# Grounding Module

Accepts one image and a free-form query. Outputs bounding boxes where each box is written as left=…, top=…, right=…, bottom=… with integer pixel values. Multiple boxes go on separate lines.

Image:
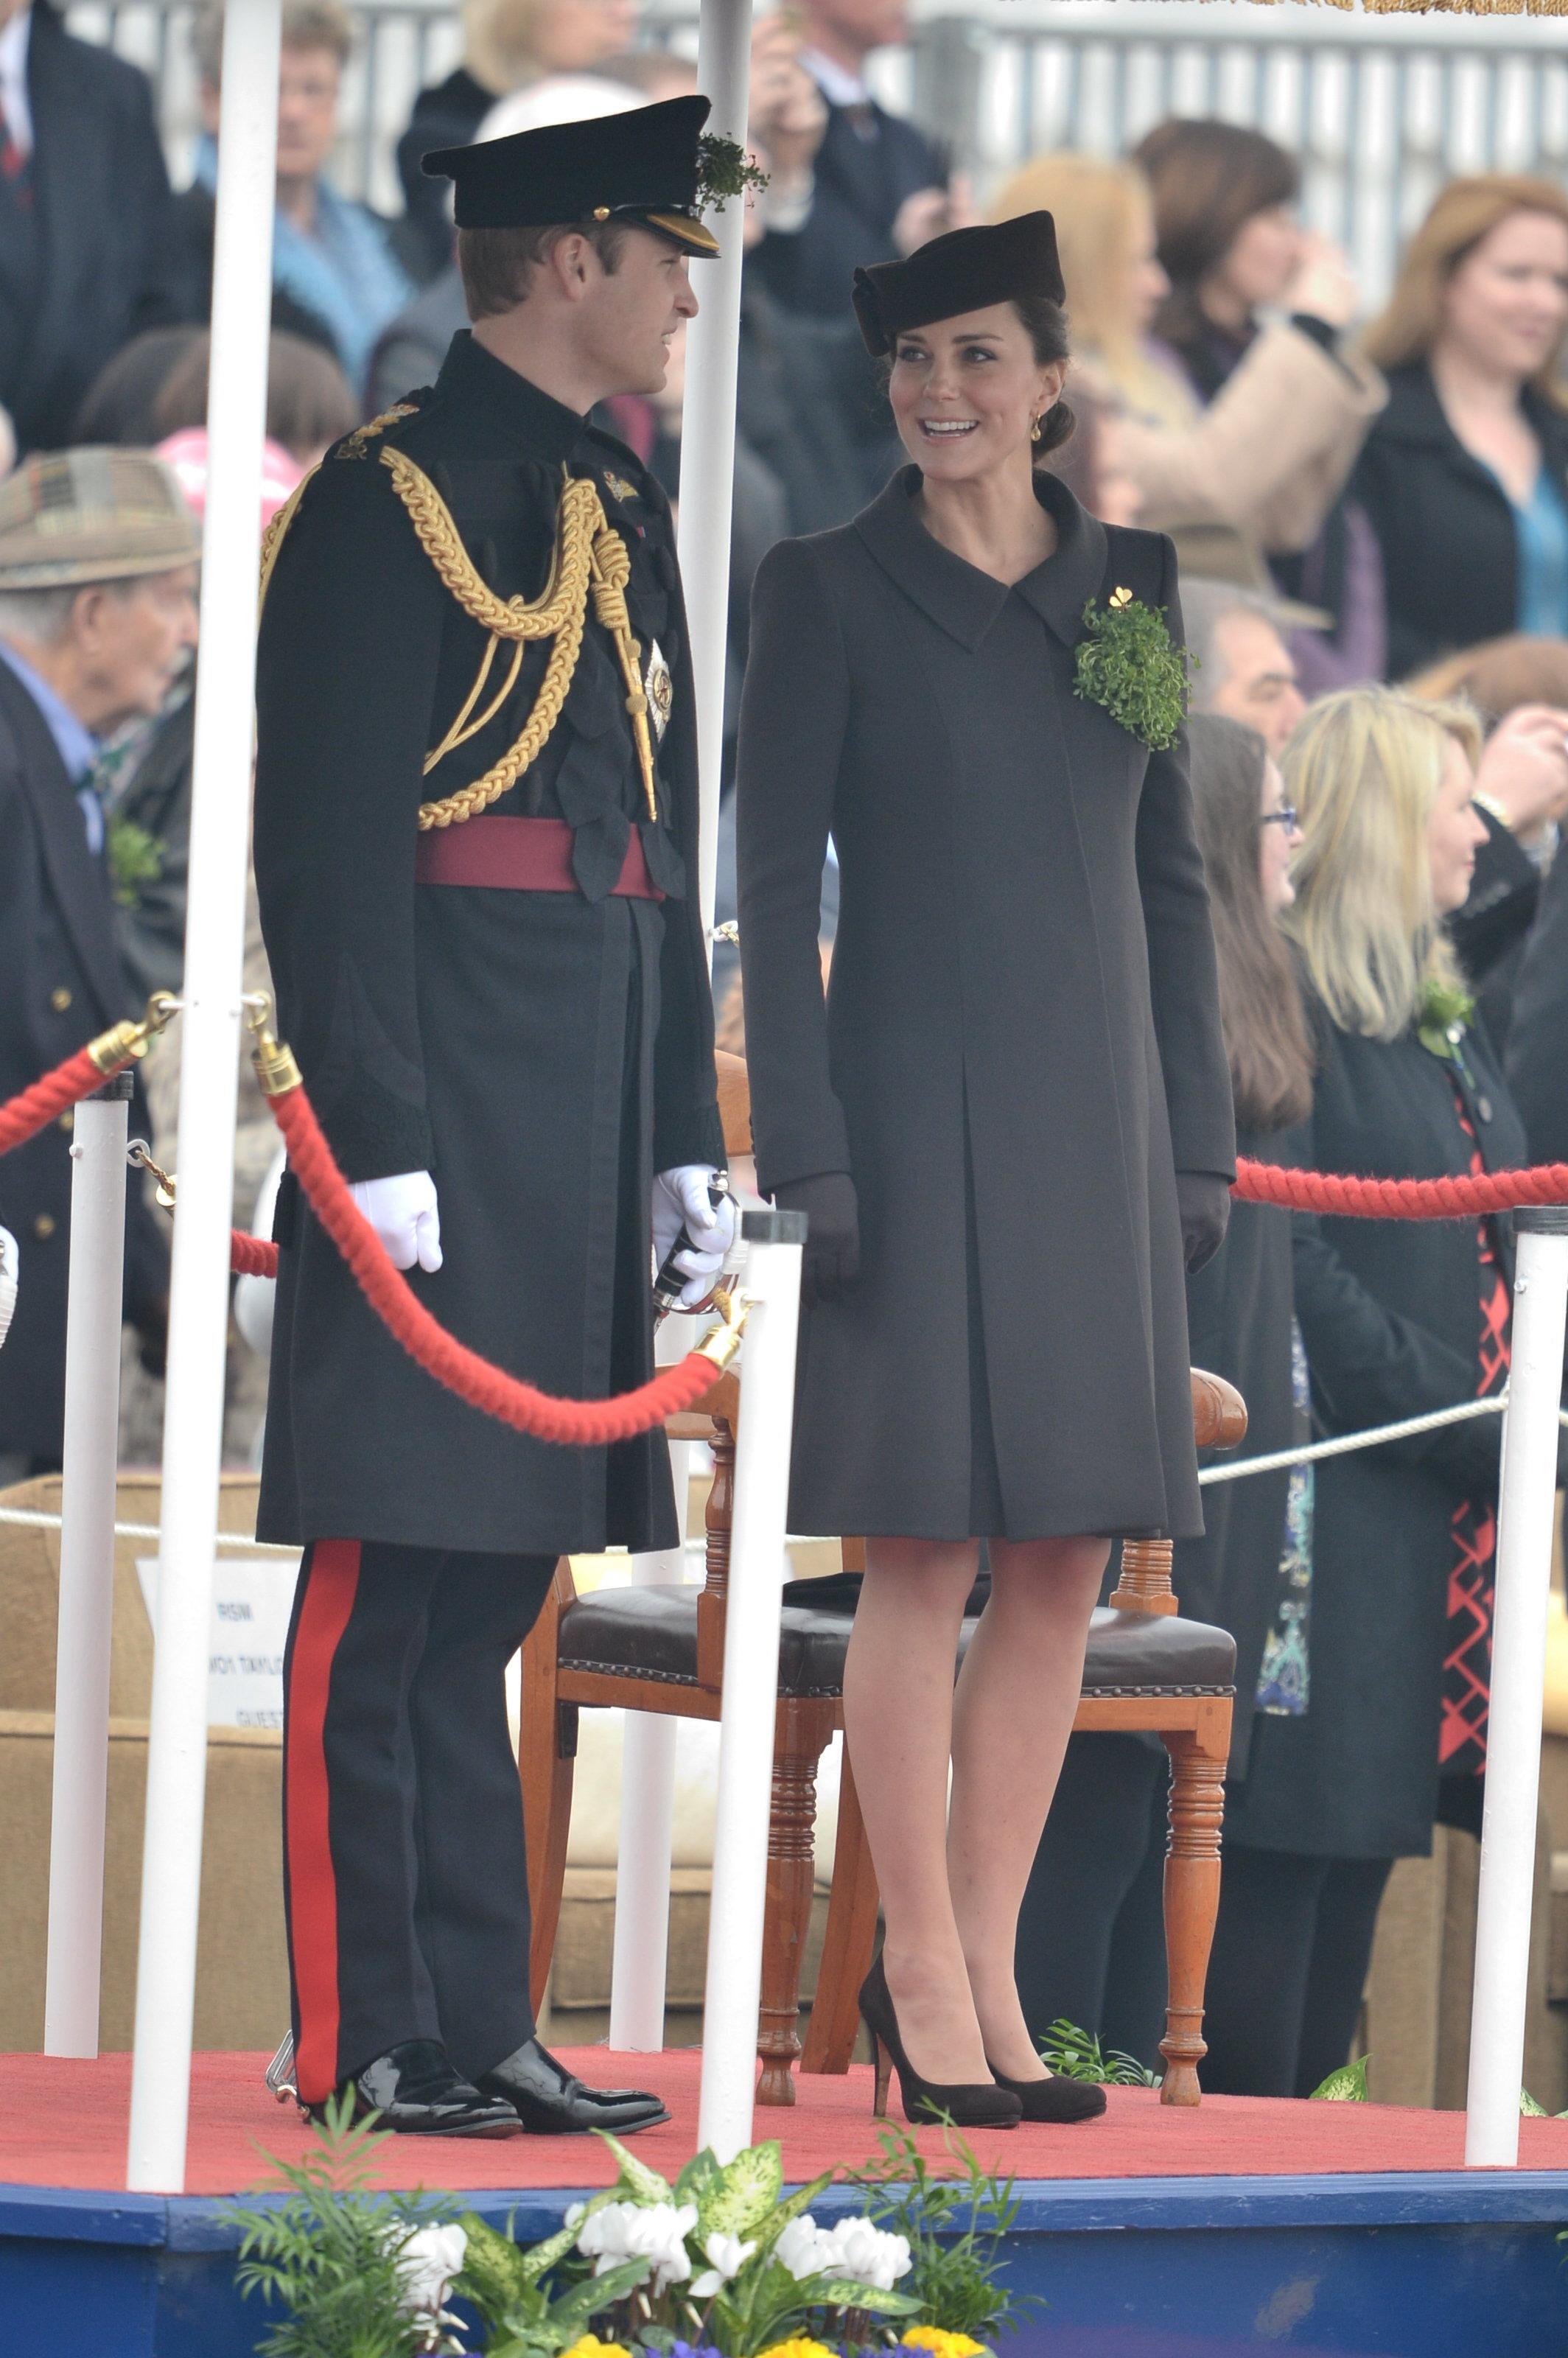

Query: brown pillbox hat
left=0, top=449, right=202, bottom=590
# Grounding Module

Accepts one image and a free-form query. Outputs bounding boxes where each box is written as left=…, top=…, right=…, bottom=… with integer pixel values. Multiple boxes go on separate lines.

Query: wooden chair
left=519, top=1057, right=1245, bottom=2107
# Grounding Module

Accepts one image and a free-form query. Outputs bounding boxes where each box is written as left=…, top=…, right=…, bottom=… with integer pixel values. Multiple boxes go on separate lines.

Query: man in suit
left=0, top=449, right=196, bottom=1482
left=253, top=97, right=734, bottom=2137
left=0, top=2, right=172, bottom=452
left=749, top=0, right=955, bottom=321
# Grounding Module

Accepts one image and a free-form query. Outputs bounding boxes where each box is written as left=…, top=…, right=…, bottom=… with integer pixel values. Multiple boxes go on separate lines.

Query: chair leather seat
left=557, top=1588, right=1236, bottom=1701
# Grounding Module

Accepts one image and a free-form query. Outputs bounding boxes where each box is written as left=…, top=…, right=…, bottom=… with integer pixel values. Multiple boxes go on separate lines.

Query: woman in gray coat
left=736, top=215, right=1235, bottom=2127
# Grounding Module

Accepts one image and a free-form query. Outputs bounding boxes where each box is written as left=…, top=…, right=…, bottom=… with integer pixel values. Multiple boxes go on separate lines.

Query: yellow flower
left=755, top=2340, right=838, bottom=2358
left=560, top=2338, right=634, bottom=2358
left=900, top=2331, right=990, bottom=2358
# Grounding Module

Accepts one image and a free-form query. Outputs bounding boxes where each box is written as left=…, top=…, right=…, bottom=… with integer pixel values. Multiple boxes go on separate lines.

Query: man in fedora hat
left=0, top=447, right=198, bottom=1481
left=253, top=96, right=737, bottom=2137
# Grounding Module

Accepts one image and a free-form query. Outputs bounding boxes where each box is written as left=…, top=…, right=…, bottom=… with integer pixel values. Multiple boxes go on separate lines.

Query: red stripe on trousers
left=285, top=1538, right=361, bottom=2102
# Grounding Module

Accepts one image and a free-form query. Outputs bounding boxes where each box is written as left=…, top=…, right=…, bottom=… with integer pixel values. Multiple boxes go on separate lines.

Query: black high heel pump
left=858, top=1955, right=1022, bottom=2129
left=984, top=2060, right=1107, bottom=2124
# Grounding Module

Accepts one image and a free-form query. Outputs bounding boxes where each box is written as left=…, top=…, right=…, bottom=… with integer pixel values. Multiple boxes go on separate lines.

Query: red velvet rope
left=0, top=1048, right=116, bottom=1157
left=230, top=1230, right=280, bottom=1278
left=1234, top=1154, right=1568, bottom=1220
left=259, top=1080, right=720, bottom=1444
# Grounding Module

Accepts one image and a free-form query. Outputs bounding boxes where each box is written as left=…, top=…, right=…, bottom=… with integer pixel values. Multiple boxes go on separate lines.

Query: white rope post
left=125, top=0, right=280, bottom=2194
left=697, top=1209, right=805, bottom=2159
left=609, top=1301, right=694, bottom=2049
left=1466, top=1206, right=1568, bottom=2168
left=676, top=0, right=754, bottom=941
left=43, top=1074, right=132, bottom=2055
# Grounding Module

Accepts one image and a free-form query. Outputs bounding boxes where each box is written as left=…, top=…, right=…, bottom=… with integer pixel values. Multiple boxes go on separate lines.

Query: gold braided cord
left=589, top=525, right=658, bottom=822
left=378, top=449, right=659, bottom=831
left=257, top=466, right=317, bottom=611
left=421, top=631, right=527, bottom=775
left=382, top=446, right=593, bottom=640
left=416, top=582, right=589, bottom=830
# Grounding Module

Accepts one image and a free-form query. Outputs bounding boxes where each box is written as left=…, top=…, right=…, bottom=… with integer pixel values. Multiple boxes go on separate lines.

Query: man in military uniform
left=253, top=97, right=735, bottom=2135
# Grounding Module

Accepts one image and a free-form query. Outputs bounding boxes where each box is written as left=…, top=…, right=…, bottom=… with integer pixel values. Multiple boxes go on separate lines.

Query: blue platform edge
left=5, top=2165, right=1568, bottom=2247
left=10, top=2172, right=1568, bottom=2358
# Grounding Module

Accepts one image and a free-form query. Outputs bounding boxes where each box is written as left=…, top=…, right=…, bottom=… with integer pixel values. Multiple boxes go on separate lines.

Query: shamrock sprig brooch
left=1417, top=977, right=1475, bottom=1061
left=1073, top=585, right=1192, bottom=752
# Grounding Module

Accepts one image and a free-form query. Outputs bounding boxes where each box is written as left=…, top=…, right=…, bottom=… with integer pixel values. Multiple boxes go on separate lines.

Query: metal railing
left=65, top=0, right=1568, bottom=299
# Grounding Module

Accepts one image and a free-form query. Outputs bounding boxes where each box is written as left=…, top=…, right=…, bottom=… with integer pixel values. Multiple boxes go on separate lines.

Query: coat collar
left=853, top=464, right=1107, bottom=651
left=429, top=329, right=593, bottom=468
left=0, top=660, right=122, bottom=1024
left=1379, top=360, right=1568, bottom=471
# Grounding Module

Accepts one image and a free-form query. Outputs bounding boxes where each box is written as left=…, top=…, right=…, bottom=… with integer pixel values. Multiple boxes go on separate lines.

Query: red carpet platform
left=7, top=2051, right=1568, bottom=2356
left=6, top=2045, right=1568, bottom=2193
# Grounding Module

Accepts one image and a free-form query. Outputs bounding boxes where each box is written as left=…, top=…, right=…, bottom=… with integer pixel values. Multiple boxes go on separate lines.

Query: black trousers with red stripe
left=281, top=1537, right=556, bottom=2102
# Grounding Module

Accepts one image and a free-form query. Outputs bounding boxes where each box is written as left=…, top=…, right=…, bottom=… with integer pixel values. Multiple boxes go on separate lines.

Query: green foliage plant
left=1309, top=2057, right=1369, bottom=2102
left=222, top=2095, right=459, bottom=2358
left=462, top=2135, right=920, bottom=2358
left=455, top=2214, right=648, bottom=2358
left=1037, top=2020, right=1158, bottom=2090
left=840, top=2124, right=1037, bottom=2344
left=1072, top=589, right=1192, bottom=752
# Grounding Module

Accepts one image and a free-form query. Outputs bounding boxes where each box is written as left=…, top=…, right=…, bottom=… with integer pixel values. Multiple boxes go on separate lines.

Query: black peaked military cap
left=424, top=93, right=720, bottom=257
left=852, top=212, right=1065, bottom=355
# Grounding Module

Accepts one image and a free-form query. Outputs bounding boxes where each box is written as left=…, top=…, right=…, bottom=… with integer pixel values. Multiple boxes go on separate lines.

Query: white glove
left=0, top=1225, right=17, bottom=1354
left=652, top=1164, right=738, bottom=1309
left=349, top=1170, right=443, bottom=1273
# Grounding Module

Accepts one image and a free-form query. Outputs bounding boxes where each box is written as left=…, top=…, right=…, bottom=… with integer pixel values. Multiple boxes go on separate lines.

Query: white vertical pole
left=1465, top=1208, right=1568, bottom=2169
left=608, top=1448, right=687, bottom=2053
left=697, top=1211, right=805, bottom=2159
left=125, top=0, right=280, bottom=2194
left=43, top=1076, right=131, bottom=2056
left=676, top=0, right=755, bottom=944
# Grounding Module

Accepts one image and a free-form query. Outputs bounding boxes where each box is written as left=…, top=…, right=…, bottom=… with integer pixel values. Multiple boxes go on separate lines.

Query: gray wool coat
left=736, top=467, right=1235, bottom=1542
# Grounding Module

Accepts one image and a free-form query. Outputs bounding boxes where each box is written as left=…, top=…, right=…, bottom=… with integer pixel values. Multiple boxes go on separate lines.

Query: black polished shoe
left=312, top=2038, right=522, bottom=2137
left=475, top=2037, right=670, bottom=2135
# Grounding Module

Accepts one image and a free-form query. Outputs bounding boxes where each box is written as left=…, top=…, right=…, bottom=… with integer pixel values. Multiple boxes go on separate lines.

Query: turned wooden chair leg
left=519, top=1560, right=578, bottom=2016
left=1159, top=1707, right=1230, bottom=2107
left=758, top=1699, right=835, bottom=2105
left=800, top=1742, right=881, bottom=2076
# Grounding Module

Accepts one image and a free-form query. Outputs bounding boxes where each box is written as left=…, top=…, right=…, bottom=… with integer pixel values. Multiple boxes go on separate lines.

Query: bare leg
left=948, top=1535, right=1110, bottom=2079
left=841, top=1537, right=989, bottom=2083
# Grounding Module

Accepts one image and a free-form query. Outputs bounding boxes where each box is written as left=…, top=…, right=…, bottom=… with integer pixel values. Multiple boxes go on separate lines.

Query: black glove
left=773, top=1172, right=861, bottom=1307
left=1176, top=1171, right=1231, bottom=1276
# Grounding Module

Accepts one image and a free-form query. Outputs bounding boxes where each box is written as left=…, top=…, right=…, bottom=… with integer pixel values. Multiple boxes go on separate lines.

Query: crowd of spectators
left=1, top=0, right=1567, bottom=2100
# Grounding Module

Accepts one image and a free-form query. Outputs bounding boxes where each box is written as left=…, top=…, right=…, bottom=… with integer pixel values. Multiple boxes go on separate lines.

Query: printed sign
left=135, top=1553, right=301, bottom=1730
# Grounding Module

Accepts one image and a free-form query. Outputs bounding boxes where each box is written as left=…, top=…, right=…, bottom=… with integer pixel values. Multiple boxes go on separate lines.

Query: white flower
left=822, top=2216, right=913, bottom=2292
left=395, top=2223, right=468, bottom=2324
left=564, top=2201, right=587, bottom=2230
left=575, top=2199, right=699, bottom=2290
left=690, top=2228, right=757, bottom=2298
left=774, top=2214, right=839, bottom=2282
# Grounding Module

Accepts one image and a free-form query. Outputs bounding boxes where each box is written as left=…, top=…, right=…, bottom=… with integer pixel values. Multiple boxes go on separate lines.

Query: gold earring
left=1031, top=414, right=1043, bottom=443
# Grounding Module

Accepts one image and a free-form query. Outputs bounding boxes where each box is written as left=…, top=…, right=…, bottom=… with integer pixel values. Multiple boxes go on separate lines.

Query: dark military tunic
left=253, top=332, right=724, bottom=1553
left=737, top=468, right=1234, bottom=1542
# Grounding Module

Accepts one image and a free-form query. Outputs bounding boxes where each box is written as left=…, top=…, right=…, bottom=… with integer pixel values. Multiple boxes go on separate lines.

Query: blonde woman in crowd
left=1204, top=688, right=1564, bottom=2098
left=993, top=150, right=1384, bottom=563
left=1356, top=176, right=1568, bottom=679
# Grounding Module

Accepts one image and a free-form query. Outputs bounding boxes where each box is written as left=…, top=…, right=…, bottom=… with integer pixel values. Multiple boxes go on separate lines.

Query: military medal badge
left=644, top=640, right=674, bottom=743
left=1073, top=584, right=1192, bottom=752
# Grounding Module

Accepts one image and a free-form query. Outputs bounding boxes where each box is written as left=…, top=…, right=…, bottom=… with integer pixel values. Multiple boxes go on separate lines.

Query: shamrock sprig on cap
left=696, top=134, right=769, bottom=211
